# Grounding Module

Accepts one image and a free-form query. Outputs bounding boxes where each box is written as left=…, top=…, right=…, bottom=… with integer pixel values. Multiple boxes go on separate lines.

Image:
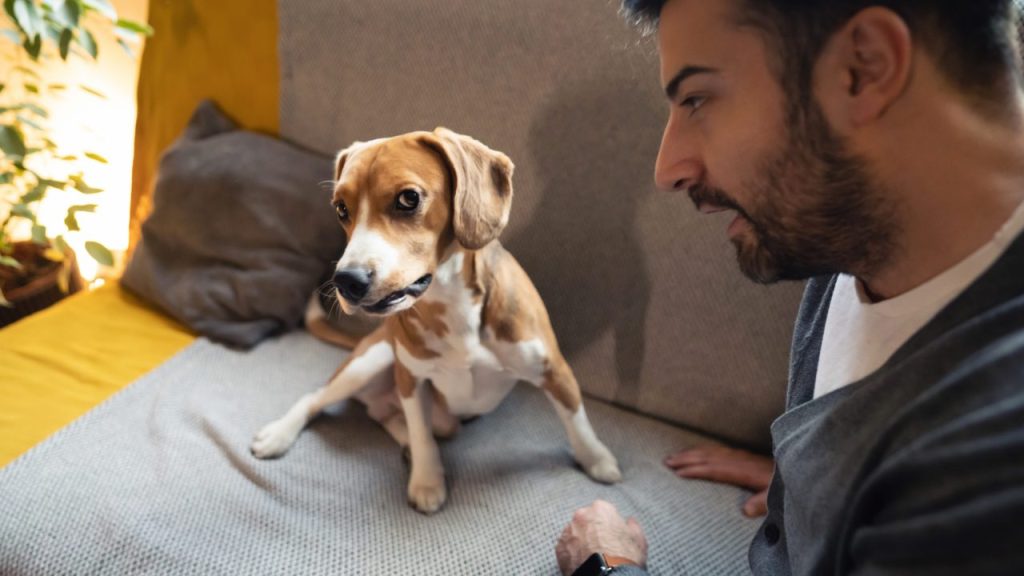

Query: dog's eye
left=335, top=201, right=349, bottom=222
left=396, top=189, right=420, bottom=212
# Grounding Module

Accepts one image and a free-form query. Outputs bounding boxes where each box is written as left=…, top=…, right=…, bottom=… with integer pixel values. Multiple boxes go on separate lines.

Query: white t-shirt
left=814, top=201, right=1024, bottom=399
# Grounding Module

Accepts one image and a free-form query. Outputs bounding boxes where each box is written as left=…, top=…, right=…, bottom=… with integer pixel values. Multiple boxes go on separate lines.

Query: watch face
left=571, top=553, right=610, bottom=576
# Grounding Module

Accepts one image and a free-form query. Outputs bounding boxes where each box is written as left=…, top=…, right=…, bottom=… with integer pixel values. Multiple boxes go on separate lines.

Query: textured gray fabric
left=750, top=232, right=1024, bottom=575
left=276, top=0, right=804, bottom=450
left=121, top=101, right=344, bottom=349
left=0, top=332, right=759, bottom=575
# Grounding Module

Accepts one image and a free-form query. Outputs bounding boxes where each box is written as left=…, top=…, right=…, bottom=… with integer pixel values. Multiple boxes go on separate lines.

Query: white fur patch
left=337, top=226, right=401, bottom=286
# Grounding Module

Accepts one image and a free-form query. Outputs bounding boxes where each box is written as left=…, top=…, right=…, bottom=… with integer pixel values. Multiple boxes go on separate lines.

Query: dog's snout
left=334, top=267, right=372, bottom=302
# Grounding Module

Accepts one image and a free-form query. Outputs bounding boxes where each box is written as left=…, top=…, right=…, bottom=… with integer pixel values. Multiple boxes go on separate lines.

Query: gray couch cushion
left=275, top=1, right=805, bottom=449
left=122, top=101, right=344, bottom=348
left=0, top=332, right=760, bottom=575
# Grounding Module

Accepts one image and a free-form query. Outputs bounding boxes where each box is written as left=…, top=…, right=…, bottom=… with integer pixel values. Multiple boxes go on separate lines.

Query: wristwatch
left=571, top=552, right=637, bottom=575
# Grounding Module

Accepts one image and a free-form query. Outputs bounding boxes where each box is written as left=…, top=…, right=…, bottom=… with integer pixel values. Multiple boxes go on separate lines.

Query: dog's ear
left=334, top=141, right=363, bottom=182
left=421, top=127, right=514, bottom=250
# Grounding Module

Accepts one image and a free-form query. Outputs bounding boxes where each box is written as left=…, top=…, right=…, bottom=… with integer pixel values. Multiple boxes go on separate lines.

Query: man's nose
left=654, top=115, right=702, bottom=193
left=333, top=267, right=373, bottom=303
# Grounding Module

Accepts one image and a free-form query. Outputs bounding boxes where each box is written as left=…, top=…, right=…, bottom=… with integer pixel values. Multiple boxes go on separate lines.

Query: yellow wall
left=128, top=0, right=279, bottom=252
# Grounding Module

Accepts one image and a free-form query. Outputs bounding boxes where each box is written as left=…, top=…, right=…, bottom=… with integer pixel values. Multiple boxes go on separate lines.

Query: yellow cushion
left=0, top=284, right=195, bottom=467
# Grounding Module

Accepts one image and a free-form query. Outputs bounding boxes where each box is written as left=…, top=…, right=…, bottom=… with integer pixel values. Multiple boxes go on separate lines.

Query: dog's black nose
left=333, top=268, right=372, bottom=302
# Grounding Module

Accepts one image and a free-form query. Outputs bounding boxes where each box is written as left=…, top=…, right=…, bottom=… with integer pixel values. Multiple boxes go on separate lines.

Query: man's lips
left=697, top=202, right=733, bottom=215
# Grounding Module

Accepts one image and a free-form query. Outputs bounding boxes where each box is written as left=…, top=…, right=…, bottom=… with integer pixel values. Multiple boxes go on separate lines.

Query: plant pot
left=0, top=242, right=85, bottom=329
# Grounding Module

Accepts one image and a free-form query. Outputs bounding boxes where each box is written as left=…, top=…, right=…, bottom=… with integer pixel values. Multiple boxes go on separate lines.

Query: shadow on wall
left=509, top=76, right=664, bottom=403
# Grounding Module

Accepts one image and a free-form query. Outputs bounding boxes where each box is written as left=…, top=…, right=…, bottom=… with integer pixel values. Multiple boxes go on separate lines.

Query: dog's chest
left=395, top=253, right=541, bottom=416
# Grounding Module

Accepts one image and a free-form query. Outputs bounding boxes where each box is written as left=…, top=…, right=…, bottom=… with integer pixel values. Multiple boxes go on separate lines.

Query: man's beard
left=690, top=100, right=900, bottom=284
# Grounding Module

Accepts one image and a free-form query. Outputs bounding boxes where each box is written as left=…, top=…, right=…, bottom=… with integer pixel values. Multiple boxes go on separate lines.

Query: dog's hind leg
left=250, top=329, right=394, bottom=459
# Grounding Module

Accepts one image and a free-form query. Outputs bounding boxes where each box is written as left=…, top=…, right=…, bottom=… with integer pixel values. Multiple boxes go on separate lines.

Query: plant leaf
left=20, top=181, right=47, bottom=203
left=0, top=171, right=12, bottom=184
left=58, top=27, right=71, bottom=59
left=13, top=65, right=39, bottom=79
left=84, top=240, right=113, bottom=266
left=78, top=27, right=97, bottom=58
left=63, top=211, right=78, bottom=231
left=22, top=102, right=48, bottom=118
left=31, top=223, right=46, bottom=244
left=53, top=235, right=69, bottom=254
left=0, top=255, right=23, bottom=270
left=37, top=177, right=65, bottom=189
left=115, top=18, right=152, bottom=36
left=24, top=82, right=39, bottom=94
left=0, top=29, right=20, bottom=45
left=22, top=32, right=41, bottom=59
left=115, top=37, right=133, bottom=58
left=80, top=0, right=115, bottom=20
left=79, top=84, right=105, bottom=99
left=47, top=83, right=65, bottom=91
left=43, top=247, right=64, bottom=261
left=0, top=124, right=27, bottom=158
left=83, top=151, right=107, bottom=163
left=16, top=113, right=43, bottom=131
left=11, top=0, right=43, bottom=38
left=11, top=203, right=34, bottom=220
left=70, top=175, right=103, bottom=194
left=50, top=0, right=79, bottom=28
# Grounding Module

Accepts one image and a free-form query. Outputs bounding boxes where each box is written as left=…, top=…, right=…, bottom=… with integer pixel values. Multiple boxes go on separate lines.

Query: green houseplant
left=0, top=0, right=151, bottom=324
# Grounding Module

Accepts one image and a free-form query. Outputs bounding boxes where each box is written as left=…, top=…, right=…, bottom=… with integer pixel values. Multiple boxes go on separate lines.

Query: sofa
left=0, top=1, right=805, bottom=574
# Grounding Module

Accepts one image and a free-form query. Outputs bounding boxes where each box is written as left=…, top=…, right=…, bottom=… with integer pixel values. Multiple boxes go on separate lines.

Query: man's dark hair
left=622, top=0, right=1023, bottom=113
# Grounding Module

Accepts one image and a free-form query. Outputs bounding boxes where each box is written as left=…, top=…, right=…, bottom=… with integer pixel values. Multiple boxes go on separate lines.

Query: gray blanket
left=0, top=332, right=758, bottom=575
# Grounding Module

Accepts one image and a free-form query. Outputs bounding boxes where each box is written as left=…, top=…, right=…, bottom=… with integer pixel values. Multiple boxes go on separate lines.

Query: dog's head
left=330, top=127, right=514, bottom=315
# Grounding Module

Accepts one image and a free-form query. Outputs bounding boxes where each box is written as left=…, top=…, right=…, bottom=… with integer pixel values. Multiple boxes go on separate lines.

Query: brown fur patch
left=390, top=314, right=441, bottom=360
left=408, top=299, right=449, bottom=339
left=394, top=357, right=417, bottom=398
left=542, top=358, right=583, bottom=413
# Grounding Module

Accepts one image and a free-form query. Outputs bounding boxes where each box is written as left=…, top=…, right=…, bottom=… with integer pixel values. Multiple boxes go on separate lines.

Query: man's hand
left=665, top=444, right=774, bottom=518
left=555, top=499, right=648, bottom=575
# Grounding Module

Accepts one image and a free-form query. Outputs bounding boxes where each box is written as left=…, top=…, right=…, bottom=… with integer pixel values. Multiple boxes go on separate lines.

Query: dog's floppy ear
left=421, top=127, right=514, bottom=250
left=334, top=141, right=362, bottom=182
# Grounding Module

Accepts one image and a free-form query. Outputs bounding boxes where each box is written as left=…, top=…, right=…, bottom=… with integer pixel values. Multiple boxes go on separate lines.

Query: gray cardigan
left=749, top=231, right=1024, bottom=575
left=616, top=230, right=1024, bottom=575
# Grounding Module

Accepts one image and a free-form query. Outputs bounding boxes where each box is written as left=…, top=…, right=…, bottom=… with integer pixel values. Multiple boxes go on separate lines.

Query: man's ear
left=818, top=6, right=912, bottom=126
left=419, top=127, right=515, bottom=250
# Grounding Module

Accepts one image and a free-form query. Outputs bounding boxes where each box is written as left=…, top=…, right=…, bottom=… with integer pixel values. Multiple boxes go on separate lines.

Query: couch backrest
left=275, top=0, right=804, bottom=450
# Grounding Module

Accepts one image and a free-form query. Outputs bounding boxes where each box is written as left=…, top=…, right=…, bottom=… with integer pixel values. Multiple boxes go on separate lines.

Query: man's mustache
left=688, top=183, right=754, bottom=222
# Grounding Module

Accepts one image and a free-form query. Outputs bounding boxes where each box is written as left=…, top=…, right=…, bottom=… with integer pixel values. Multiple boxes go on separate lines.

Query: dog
left=250, top=127, right=621, bottom=514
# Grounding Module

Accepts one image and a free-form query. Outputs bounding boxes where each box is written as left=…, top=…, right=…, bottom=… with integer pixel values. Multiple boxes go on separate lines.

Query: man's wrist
left=571, top=552, right=641, bottom=575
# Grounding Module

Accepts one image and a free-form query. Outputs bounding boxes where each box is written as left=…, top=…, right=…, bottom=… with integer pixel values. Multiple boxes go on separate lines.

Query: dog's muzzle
left=334, top=269, right=433, bottom=313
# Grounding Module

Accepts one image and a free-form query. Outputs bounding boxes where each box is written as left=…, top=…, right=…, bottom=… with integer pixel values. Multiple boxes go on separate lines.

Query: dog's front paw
left=250, top=419, right=301, bottom=459
left=407, top=478, right=447, bottom=514
left=585, top=457, right=623, bottom=484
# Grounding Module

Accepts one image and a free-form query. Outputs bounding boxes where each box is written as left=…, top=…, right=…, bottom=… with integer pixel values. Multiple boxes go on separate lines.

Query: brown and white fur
left=250, top=128, right=621, bottom=514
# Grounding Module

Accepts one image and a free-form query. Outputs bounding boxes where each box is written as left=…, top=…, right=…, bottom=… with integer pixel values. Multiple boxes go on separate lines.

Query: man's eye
left=396, top=189, right=420, bottom=212
left=335, top=202, right=349, bottom=221
left=681, top=95, right=708, bottom=115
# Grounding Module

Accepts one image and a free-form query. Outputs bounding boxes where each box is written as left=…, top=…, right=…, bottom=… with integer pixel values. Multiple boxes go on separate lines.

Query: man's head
left=624, top=0, right=1022, bottom=283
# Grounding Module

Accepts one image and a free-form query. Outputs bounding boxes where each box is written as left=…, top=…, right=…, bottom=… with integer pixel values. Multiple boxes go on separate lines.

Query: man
left=556, top=0, right=1024, bottom=574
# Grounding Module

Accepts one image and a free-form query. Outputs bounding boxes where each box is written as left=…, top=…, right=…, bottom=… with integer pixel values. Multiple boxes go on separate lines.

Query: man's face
left=654, top=0, right=897, bottom=283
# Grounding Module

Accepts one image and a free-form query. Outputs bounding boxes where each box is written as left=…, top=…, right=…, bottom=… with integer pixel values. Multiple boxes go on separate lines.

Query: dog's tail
left=303, top=292, right=379, bottom=350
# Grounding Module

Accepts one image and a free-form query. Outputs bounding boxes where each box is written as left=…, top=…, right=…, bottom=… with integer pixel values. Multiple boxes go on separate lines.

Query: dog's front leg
left=543, top=360, right=622, bottom=484
left=396, top=361, right=447, bottom=514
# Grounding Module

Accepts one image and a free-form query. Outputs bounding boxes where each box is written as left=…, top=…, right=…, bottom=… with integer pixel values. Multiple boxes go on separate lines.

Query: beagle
left=251, top=128, right=621, bottom=514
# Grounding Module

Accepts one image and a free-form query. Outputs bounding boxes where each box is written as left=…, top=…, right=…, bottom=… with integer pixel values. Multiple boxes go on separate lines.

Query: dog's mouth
left=361, top=274, right=433, bottom=314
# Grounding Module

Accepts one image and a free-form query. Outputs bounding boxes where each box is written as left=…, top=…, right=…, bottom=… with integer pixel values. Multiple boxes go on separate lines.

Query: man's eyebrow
left=664, top=66, right=719, bottom=100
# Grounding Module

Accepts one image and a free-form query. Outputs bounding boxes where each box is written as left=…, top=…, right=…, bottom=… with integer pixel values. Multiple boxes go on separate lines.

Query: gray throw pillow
left=122, top=100, right=344, bottom=348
